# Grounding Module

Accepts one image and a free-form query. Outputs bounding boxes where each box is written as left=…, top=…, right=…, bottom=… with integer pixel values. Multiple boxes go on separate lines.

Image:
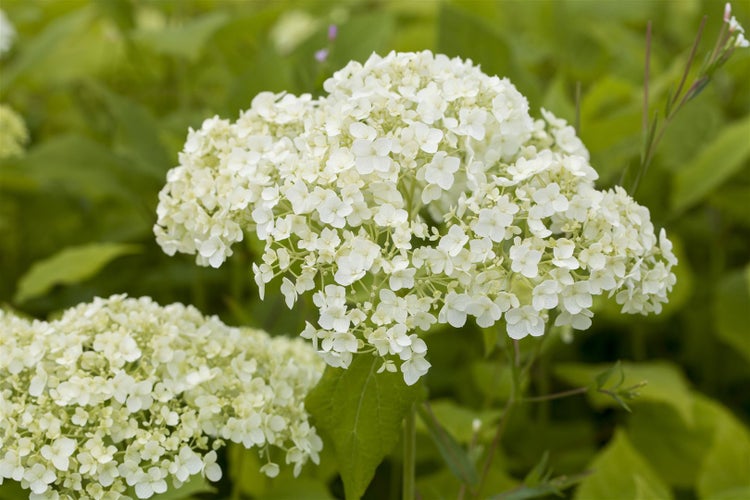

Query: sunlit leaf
left=14, top=242, right=141, bottom=303
left=713, top=264, right=750, bottom=364
left=574, top=429, right=672, bottom=500
left=697, top=397, right=750, bottom=499
left=671, top=115, right=750, bottom=213
left=554, top=361, right=693, bottom=423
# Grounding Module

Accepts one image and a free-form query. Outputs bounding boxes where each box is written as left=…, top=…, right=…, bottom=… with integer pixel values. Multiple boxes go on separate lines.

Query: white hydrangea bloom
left=0, top=295, right=324, bottom=498
left=0, top=9, right=15, bottom=57
left=154, top=50, right=677, bottom=386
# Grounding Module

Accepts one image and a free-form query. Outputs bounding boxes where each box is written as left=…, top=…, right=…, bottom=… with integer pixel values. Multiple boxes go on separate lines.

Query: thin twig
left=523, top=386, right=588, bottom=403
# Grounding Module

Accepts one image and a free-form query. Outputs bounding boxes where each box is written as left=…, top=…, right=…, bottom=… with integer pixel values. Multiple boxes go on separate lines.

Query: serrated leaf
left=135, top=11, right=230, bottom=62
left=417, top=403, right=479, bottom=487
left=574, top=429, right=672, bottom=500
left=713, top=265, right=750, bottom=364
left=14, top=243, right=140, bottom=303
left=672, top=115, right=750, bottom=213
left=554, top=361, right=693, bottom=424
left=305, top=355, right=422, bottom=500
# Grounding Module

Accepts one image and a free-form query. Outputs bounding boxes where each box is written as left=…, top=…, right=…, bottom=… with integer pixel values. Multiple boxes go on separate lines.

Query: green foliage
left=306, top=355, right=423, bottom=499
left=14, top=242, right=140, bottom=303
left=574, top=429, right=672, bottom=500
left=1, top=0, right=749, bottom=498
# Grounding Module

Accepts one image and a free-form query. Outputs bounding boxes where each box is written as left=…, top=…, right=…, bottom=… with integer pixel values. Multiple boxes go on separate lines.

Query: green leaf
left=14, top=242, right=141, bottom=303
left=697, top=397, right=750, bottom=499
left=628, top=399, right=716, bottom=488
left=671, top=115, right=750, bottom=213
left=574, top=429, right=672, bottom=500
left=417, top=403, right=479, bottom=487
left=92, top=84, right=172, bottom=178
left=149, top=474, right=215, bottom=500
left=419, top=399, right=501, bottom=444
left=15, top=134, right=151, bottom=202
left=305, top=355, right=422, bottom=500
left=0, top=7, right=94, bottom=91
left=713, top=265, right=750, bottom=363
left=135, top=11, right=231, bottom=62
left=492, top=471, right=590, bottom=500
left=554, top=361, right=693, bottom=424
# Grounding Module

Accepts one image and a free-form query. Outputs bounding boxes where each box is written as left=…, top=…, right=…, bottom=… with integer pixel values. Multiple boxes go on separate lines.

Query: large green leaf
left=554, top=361, right=693, bottom=424
left=671, top=115, right=750, bottom=213
left=697, top=397, right=750, bottom=499
left=14, top=242, right=141, bottom=303
left=713, top=264, right=750, bottom=364
left=574, top=429, right=672, bottom=500
left=305, top=355, right=422, bottom=500
left=628, top=399, right=716, bottom=488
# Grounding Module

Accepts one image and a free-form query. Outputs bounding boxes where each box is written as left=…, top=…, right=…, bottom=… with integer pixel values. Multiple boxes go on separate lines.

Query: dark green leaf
left=417, top=403, right=479, bottom=487
left=305, top=355, right=422, bottom=500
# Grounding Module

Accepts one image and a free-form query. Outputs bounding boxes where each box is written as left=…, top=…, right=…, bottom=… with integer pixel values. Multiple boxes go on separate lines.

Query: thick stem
left=403, top=403, right=416, bottom=500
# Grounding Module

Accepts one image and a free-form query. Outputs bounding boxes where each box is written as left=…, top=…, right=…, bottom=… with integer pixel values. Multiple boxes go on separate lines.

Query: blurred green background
left=1, top=0, right=749, bottom=498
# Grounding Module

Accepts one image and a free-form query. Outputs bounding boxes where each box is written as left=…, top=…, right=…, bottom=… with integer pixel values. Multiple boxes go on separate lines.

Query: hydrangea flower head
left=154, top=51, right=677, bottom=385
left=0, top=295, right=324, bottom=498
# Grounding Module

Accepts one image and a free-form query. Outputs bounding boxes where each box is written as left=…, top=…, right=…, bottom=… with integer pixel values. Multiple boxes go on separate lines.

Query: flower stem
left=403, top=403, right=416, bottom=500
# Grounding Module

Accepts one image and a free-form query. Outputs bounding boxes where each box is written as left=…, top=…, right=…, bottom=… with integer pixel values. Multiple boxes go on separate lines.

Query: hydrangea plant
left=155, top=51, right=677, bottom=386
left=0, top=295, right=324, bottom=499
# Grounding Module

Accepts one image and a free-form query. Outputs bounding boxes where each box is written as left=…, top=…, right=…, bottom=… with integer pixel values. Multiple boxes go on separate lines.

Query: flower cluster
left=0, top=295, right=324, bottom=499
left=154, top=51, right=677, bottom=385
left=0, top=9, right=15, bottom=57
left=0, top=104, right=28, bottom=159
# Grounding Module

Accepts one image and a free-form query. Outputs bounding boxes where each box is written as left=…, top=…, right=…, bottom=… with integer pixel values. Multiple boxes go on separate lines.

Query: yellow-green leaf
left=671, top=116, right=750, bottom=213
left=713, top=264, right=750, bottom=364
left=574, top=429, right=672, bottom=500
left=14, top=243, right=140, bottom=303
left=554, top=361, right=693, bottom=424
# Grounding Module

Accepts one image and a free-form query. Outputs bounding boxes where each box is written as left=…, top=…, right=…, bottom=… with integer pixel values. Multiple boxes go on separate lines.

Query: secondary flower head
left=155, top=50, right=677, bottom=386
left=0, top=295, right=324, bottom=498
left=0, top=9, right=15, bottom=57
left=0, top=104, right=28, bottom=159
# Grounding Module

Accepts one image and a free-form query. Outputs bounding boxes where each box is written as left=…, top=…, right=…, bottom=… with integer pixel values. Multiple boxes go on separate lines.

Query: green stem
left=403, top=403, right=416, bottom=500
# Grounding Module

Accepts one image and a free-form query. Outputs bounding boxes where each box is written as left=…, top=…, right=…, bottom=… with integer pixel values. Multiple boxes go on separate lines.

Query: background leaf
left=554, top=361, right=694, bottom=424
left=14, top=242, right=141, bottom=303
left=574, top=429, right=672, bottom=500
left=713, top=264, right=750, bottom=363
left=671, top=115, right=750, bottom=213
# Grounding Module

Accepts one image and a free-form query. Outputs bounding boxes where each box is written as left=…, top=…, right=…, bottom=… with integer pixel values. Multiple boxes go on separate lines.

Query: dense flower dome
left=0, top=295, right=324, bottom=499
left=154, top=50, right=677, bottom=385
